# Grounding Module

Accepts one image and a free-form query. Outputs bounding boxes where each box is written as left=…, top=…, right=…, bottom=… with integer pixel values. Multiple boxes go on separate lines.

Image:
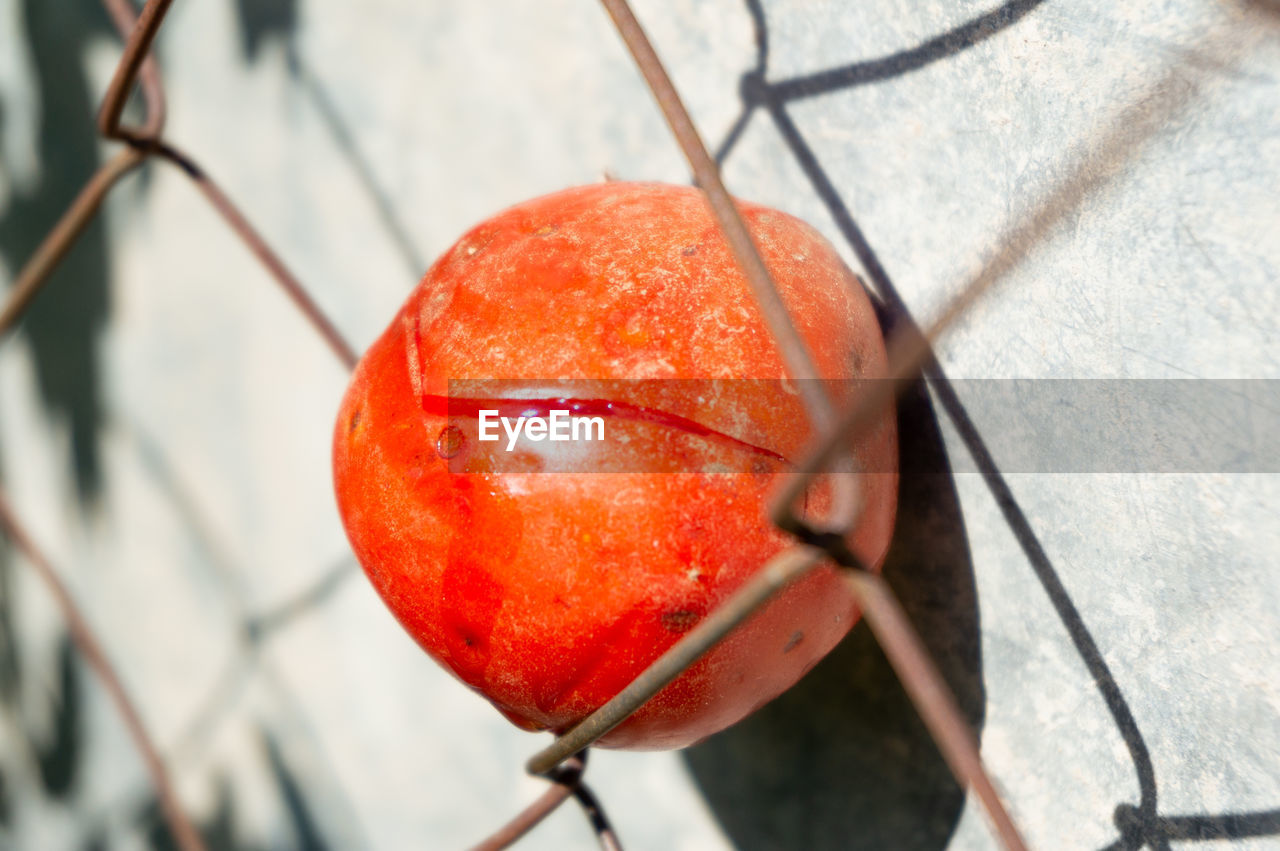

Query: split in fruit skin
left=332, top=181, right=898, bottom=750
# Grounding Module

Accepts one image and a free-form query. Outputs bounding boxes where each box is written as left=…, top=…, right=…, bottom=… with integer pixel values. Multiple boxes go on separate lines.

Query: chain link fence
left=1, top=0, right=1278, bottom=848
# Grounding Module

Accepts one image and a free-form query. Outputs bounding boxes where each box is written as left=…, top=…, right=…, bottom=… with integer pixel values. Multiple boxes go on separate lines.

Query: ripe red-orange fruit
left=333, top=182, right=897, bottom=749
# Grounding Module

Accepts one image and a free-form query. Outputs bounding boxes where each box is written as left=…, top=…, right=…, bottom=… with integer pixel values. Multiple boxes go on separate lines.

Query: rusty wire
left=98, top=0, right=171, bottom=142
left=150, top=140, right=359, bottom=369
left=527, top=545, right=826, bottom=775
left=0, top=491, right=205, bottom=851
left=768, top=29, right=1222, bottom=532
left=0, top=0, right=349, bottom=846
left=0, top=148, right=146, bottom=335
left=469, top=753, right=622, bottom=851
left=519, top=2, right=1029, bottom=848
left=844, top=570, right=1026, bottom=850
left=592, top=0, right=865, bottom=536
left=0, top=0, right=1039, bottom=849
left=0, top=0, right=357, bottom=370
left=594, top=0, right=835, bottom=431
left=469, top=776, right=576, bottom=851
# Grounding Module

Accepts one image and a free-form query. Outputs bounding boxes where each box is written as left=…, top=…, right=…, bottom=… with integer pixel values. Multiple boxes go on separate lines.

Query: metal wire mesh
left=1, top=0, right=1277, bottom=849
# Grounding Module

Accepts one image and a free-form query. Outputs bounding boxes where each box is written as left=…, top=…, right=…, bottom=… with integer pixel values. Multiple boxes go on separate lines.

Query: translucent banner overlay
left=432, top=379, right=1280, bottom=474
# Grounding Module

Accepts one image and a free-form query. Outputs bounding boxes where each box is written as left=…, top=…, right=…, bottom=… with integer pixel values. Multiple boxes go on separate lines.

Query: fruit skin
left=332, top=182, right=897, bottom=750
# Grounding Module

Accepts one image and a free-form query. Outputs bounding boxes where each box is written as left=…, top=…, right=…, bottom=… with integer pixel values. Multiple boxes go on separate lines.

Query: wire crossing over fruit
left=332, top=182, right=898, bottom=750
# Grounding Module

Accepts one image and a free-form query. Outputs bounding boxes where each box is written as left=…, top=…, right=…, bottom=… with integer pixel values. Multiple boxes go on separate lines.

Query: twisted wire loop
left=98, top=0, right=172, bottom=143
left=0, top=0, right=356, bottom=369
left=471, top=753, right=623, bottom=851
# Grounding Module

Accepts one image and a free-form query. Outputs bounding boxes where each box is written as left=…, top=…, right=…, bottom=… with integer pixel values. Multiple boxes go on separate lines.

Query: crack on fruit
left=421, top=394, right=794, bottom=467
left=348, top=408, right=362, bottom=434
left=783, top=630, right=805, bottom=653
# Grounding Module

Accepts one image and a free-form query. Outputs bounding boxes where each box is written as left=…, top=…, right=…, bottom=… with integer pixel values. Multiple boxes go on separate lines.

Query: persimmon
left=332, top=182, right=897, bottom=750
